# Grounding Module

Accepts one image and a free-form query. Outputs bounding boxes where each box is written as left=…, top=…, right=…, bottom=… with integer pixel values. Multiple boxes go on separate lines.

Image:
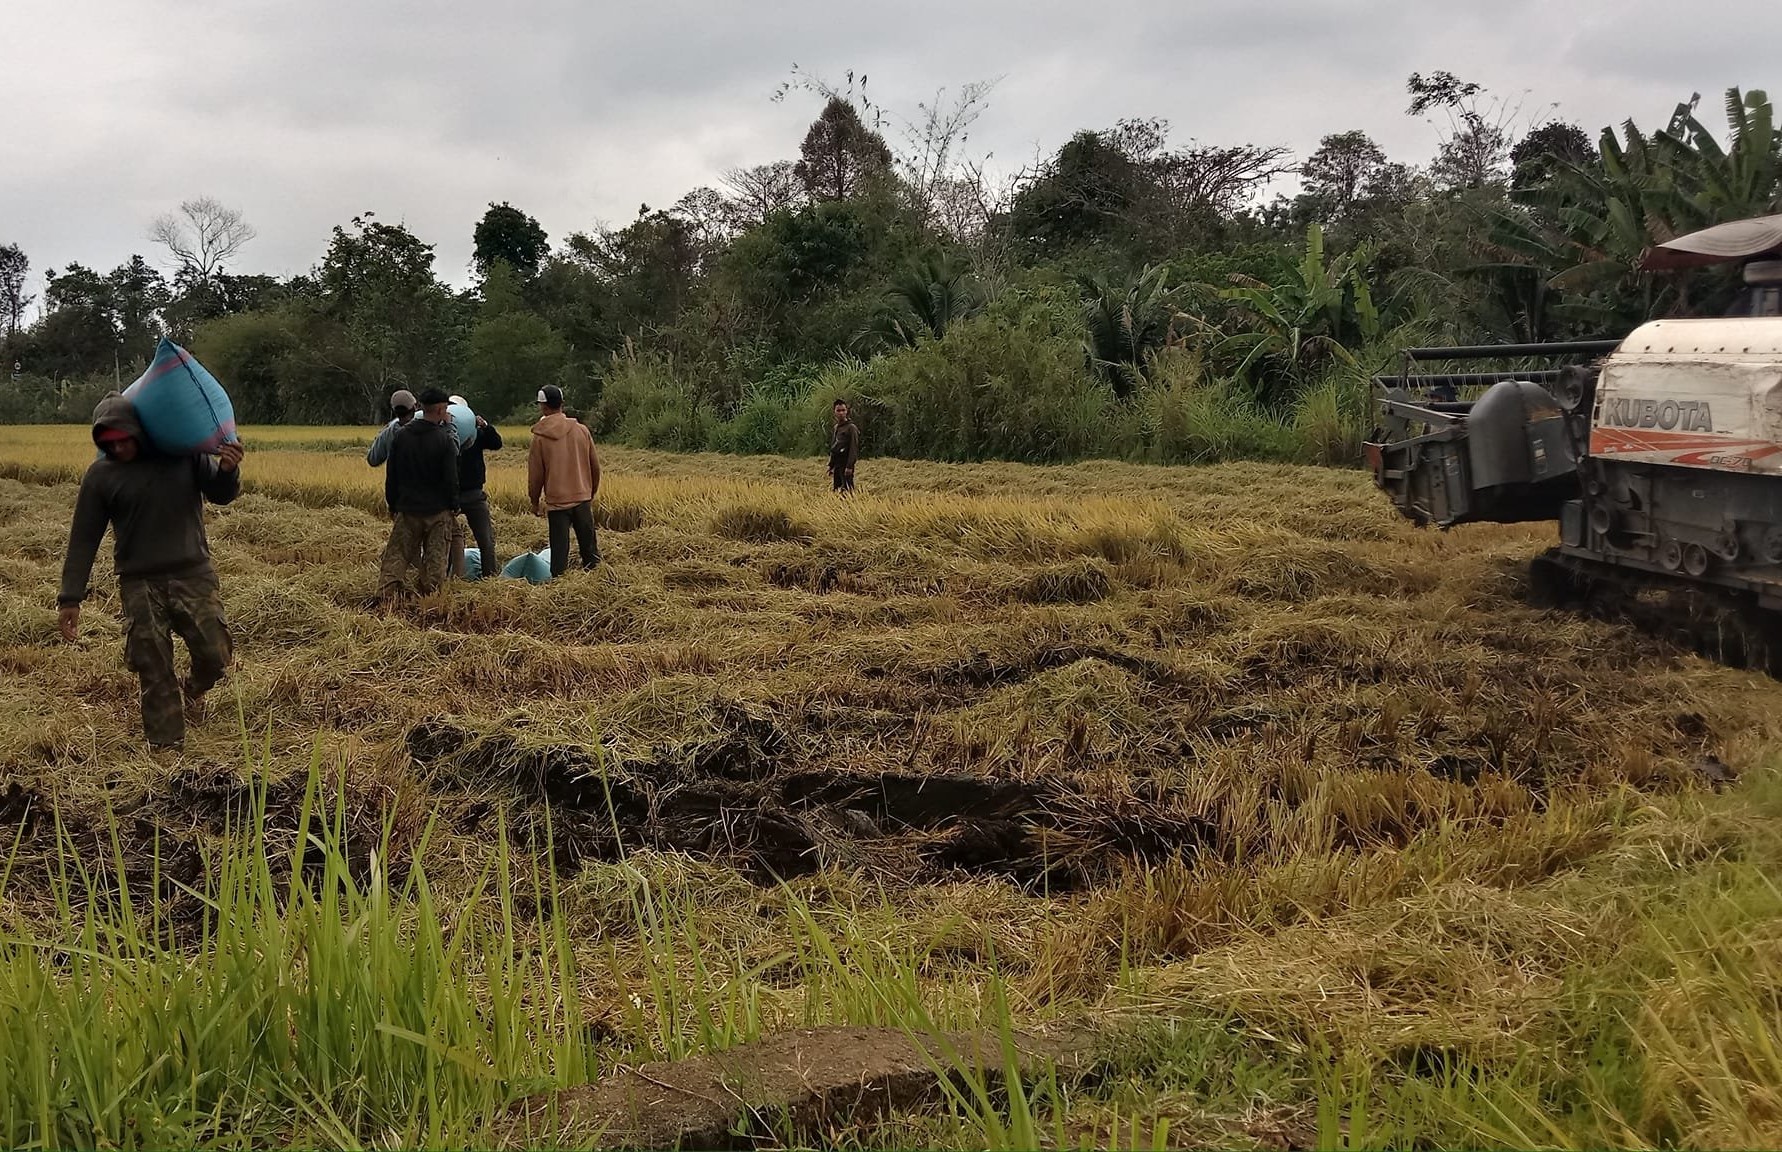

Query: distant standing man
left=829, top=399, right=860, bottom=494
left=58, top=393, right=245, bottom=755
left=379, top=388, right=460, bottom=602
left=366, top=389, right=419, bottom=467
left=527, top=385, right=601, bottom=576
left=451, top=394, right=502, bottom=577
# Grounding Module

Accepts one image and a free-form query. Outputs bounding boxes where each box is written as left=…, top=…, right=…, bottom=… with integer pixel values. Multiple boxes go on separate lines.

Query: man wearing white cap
left=366, top=389, right=418, bottom=468
left=527, top=385, right=600, bottom=576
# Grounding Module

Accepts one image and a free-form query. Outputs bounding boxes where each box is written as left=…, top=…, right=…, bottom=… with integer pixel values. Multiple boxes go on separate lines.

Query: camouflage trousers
left=378, top=510, right=454, bottom=598
left=120, top=571, right=233, bottom=750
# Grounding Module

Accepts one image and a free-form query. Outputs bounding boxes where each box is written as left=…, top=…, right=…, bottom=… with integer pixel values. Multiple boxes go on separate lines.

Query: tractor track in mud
left=404, top=717, right=1222, bottom=890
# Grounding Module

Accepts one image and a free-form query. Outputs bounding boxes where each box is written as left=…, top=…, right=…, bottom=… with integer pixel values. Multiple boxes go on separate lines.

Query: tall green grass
left=0, top=749, right=592, bottom=1148
left=1, top=736, right=1777, bottom=1148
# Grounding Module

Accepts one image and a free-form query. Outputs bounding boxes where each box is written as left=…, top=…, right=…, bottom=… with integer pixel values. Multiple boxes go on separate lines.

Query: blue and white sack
left=448, top=402, right=477, bottom=453
left=124, top=338, right=238, bottom=454
left=502, top=549, right=552, bottom=584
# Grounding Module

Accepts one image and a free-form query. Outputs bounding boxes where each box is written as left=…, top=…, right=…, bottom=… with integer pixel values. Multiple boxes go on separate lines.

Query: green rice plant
left=1142, top=352, right=1303, bottom=464
left=1626, top=864, right=1782, bottom=1147
left=0, top=745, right=595, bottom=1148
left=605, top=864, right=779, bottom=1060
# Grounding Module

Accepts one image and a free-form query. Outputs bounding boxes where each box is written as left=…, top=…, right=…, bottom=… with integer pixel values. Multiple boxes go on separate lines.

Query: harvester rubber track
left=1529, top=548, right=1782, bottom=675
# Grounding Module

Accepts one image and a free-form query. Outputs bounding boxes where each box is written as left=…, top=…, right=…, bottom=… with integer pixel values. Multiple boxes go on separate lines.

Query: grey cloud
left=3, top=0, right=1777, bottom=298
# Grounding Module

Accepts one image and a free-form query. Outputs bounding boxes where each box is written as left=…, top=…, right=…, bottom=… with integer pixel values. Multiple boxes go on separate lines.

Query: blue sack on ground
left=502, top=549, right=552, bottom=585
left=124, top=338, right=237, bottom=454
left=448, top=402, right=477, bottom=453
left=463, top=547, right=483, bottom=581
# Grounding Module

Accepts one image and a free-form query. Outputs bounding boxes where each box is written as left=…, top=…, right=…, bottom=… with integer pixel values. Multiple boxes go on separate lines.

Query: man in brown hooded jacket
left=59, top=393, right=244, bottom=753
left=527, top=385, right=601, bottom=576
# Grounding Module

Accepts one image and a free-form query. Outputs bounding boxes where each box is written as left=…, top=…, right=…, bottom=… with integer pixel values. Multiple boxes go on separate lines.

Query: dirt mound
left=510, top=1025, right=1095, bottom=1149
left=0, top=782, right=207, bottom=919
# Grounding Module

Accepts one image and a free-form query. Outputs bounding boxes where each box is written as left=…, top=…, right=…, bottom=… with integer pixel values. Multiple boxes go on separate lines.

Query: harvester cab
left=1363, top=212, right=1782, bottom=670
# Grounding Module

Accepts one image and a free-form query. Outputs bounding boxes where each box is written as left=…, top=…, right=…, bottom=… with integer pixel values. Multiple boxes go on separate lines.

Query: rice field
left=0, top=423, right=1778, bottom=1148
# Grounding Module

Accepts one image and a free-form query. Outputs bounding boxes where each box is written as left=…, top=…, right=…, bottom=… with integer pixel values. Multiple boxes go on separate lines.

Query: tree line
left=3, top=73, right=1777, bottom=466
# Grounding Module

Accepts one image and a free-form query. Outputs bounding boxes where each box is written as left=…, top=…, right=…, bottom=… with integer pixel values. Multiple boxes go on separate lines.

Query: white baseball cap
left=448, top=394, right=466, bottom=407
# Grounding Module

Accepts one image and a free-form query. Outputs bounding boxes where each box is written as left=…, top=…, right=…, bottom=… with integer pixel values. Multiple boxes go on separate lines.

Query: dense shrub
left=1292, top=373, right=1372, bottom=467
left=464, top=312, right=569, bottom=421
left=580, top=356, right=710, bottom=451
left=189, top=311, right=299, bottom=424
left=843, top=311, right=1122, bottom=463
left=0, top=373, right=121, bottom=425
left=503, top=310, right=1374, bottom=470
left=1141, top=351, right=1304, bottom=464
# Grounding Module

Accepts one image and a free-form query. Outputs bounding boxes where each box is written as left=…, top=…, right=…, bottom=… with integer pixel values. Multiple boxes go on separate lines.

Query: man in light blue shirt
left=367, top=389, right=419, bottom=468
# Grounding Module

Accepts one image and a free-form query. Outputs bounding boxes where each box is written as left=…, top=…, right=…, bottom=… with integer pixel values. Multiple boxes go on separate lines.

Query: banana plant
left=1486, top=88, right=1779, bottom=332
left=1208, top=224, right=1380, bottom=406
left=1654, top=88, right=1780, bottom=226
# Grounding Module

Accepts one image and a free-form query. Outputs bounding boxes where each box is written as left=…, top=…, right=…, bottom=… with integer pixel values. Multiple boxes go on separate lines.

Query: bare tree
left=773, top=67, right=1004, bottom=237
left=719, top=161, right=803, bottom=229
left=671, top=186, right=736, bottom=247
left=1406, top=71, right=1556, bottom=190
left=1151, top=141, right=1296, bottom=216
left=1104, top=118, right=1294, bottom=217
left=933, top=154, right=1038, bottom=293
left=890, top=81, right=999, bottom=235
left=150, top=197, right=257, bottom=283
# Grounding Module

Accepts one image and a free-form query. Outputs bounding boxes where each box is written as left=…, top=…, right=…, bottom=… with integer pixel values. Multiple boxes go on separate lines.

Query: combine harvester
left=1366, top=213, right=1782, bottom=670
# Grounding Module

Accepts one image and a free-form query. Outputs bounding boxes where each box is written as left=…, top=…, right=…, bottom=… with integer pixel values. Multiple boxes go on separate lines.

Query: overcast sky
left=4, top=0, right=1777, bottom=304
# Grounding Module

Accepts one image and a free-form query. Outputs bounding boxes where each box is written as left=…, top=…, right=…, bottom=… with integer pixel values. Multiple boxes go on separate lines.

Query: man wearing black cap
left=366, top=388, right=419, bottom=467
left=378, top=388, right=460, bottom=601
left=527, top=384, right=600, bottom=576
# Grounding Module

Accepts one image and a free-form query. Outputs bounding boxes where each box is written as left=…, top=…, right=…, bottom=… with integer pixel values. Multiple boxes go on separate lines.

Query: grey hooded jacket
left=58, top=393, right=241, bottom=605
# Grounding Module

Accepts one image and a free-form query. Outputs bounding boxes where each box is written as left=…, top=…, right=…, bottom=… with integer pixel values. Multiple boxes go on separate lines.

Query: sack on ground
left=463, top=547, right=483, bottom=581
left=124, top=338, right=237, bottom=454
left=502, top=549, right=552, bottom=584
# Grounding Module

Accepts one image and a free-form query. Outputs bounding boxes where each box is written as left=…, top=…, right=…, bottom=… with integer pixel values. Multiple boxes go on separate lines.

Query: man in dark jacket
left=448, top=393, right=501, bottom=578
left=58, top=393, right=244, bottom=754
left=828, top=399, right=860, bottom=494
left=379, top=387, right=460, bottom=601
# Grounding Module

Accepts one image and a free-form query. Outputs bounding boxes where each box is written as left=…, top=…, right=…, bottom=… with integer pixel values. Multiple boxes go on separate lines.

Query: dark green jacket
left=829, top=420, right=860, bottom=471
left=59, top=393, right=241, bottom=605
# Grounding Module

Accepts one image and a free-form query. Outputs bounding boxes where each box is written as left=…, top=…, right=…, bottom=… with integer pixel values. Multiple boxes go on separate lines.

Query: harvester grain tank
left=1365, top=214, right=1782, bottom=668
